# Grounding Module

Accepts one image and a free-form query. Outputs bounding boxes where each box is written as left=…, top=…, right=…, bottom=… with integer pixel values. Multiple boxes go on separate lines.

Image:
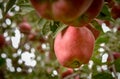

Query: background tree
left=0, top=0, right=120, bottom=79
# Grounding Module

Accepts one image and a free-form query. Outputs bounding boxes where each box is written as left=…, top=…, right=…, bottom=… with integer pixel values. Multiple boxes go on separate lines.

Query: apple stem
left=102, top=46, right=118, bottom=79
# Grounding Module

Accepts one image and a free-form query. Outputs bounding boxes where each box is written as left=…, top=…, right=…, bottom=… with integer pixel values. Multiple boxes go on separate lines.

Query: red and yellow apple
left=54, top=26, right=95, bottom=68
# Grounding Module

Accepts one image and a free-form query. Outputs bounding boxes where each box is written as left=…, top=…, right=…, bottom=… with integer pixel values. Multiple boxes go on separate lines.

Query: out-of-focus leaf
left=4, top=0, right=17, bottom=16
left=95, top=33, right=109, bottom=44
left=92, top=72, right=113, bottom=79
left=114, top=58, right=120, bottom=72
left=97, top=5, right=113, bottom=21
left=0, top=58, right=5, bottom=66
left=0, top=2, right=4, bottom=12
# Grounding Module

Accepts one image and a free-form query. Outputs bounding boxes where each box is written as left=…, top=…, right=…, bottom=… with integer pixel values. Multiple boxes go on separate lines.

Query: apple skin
left=28, top=32, right=37, bottom=41
left=62, top=0, right=104, bottom=27
left=18, top=21, right=32, bottom=34
left=30, top=0, right=93, bottom=21
left=52, top=0, right=93, bottom=22
left=61, top=68, right=73, bottom=78
left=54, top=26, right=95, bottom=68
left=85, top=24, right=100, bottom=40
left=107, top=52, right=120, bottom=61
left=0, top=34, right=5, bottom=48
left=111, top=3, right=120, bottom=19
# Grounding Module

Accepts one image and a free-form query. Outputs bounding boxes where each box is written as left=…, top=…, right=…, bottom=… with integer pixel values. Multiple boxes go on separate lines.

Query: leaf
left=92, top=72, right=113, bottom=79
left=114, top=58, right=120, bottom=72
left=95, top=33, right=109, bottom=44
left=97, top=5, right=113, bottom=21
left=0, top=58, right=5, bottom=66
left=4, top=0, right=16, bottom=16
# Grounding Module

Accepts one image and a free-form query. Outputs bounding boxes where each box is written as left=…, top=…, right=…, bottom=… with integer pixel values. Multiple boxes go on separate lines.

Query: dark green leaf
left=97, top=5, right=113, bottom=21
left=4, top=0, right=17, bottom=16
left=114, top=58, right=120, bottom=72
left=93, top=72, right=113, bottom=79
left=96, top=33, right=109, bottom=44
left=0, top=58, right=5, bottom=66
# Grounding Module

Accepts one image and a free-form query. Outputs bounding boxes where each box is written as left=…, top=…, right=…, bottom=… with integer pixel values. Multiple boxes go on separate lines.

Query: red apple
left=30, top=0, right=93, bottom=22
left=107, top=52, right=120, bottom=62
left=52, top=0, right=93, bottom=22
left=0, top=34, right=5, bottom=48
left=111, top=3, right=120, bottom=19
left=62, top=68, right=73, bottom=78
left=54, top=26, right=95, bottom=68
left=18, top=21, right=32, bottom=34
left=63, top=0, right=104, bottom=27
left=28, top=32, right=38, bottom=41
left=85, top=24, right=100, bottom=40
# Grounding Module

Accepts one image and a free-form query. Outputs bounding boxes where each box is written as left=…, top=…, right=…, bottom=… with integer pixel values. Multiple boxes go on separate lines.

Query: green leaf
left=4, top=0, right=17, bottom=16
left=0, top=58, right=5, bottom=66
left=97, top=5, right=113, bottom=21
left=114, top=58, right=120, bottom=72
left=95, top=33, right=109, bottom=44
left=93, top=72, right=113, bottom=79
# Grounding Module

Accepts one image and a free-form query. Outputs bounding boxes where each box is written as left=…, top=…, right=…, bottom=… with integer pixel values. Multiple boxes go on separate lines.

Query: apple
left=111, top=3, right=120, bottom=19
left=0, top=34, right=5, bottom=48
left=107, top=52, right=120, bottom=62
left=85, top=24, right=100, bottom=40
left=61, top=68, right=73, bottom=78
left=54, top=26, right=95, bottom=68
left=118, top=26, right=120, bottom=31
left=28, top=32, right=38, bottom=41
left=30, top=0, right=93, bottom=22
left=62, top=0, right=104, bottom=27
left=52, top=0, right=93, bottom=22
left=18, top=21, right=32, bottom=34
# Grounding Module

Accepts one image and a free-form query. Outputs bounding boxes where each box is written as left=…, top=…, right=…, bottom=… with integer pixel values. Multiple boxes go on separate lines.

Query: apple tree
left=0, top=0, right=120, bottom=79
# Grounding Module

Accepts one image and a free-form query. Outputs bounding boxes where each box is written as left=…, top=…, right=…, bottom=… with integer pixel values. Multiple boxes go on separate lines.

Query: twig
left=101, top=46, right=118, bottom=79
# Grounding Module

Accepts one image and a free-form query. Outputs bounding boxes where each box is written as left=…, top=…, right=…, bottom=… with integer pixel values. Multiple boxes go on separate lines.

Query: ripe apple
left=111, top=3, right=120, bottom=19
left=63, top=0, right=104, bottom=27
left=0, top=34, right=5, bottom=48
left=54, top=26, right=95, bottom=68
left=107, top=52, right=120, bottom=62
left=61, top=68, right=73, bottom=78
left=18, top=21, right=32, bottom=34
left=28, top=32, right=38, bottom=41
left=52, top=0, right=93, bottom=22
left=30, top=0, right=93, bottom=22
left=85, top=24, right=100, bottom=40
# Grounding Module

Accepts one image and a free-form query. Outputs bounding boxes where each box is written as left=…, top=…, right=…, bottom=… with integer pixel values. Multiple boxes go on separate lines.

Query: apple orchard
left=0, top=0, right=120, bottom=79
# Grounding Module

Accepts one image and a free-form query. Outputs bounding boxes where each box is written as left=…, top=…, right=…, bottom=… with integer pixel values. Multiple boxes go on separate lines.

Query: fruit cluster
left=30, top=0, right=104, bottom=68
